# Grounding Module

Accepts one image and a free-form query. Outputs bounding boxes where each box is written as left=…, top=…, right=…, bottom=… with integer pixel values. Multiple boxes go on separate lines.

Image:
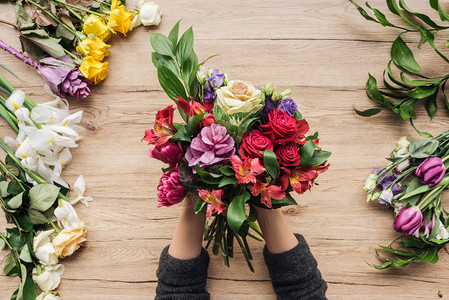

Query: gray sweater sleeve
left=263, top=233, right=328, bottom=299
left=155, top=246, right=210, bottom=299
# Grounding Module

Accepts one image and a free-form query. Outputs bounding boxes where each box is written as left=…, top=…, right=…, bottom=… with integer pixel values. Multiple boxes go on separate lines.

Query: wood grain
left=1, top=0, right=449, bottom=299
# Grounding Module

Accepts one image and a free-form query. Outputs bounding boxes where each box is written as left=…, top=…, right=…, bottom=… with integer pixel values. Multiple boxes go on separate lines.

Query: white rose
left=216, top=80, right=263, bottom=115
left=33, top=230, right=59, bottom=266
left=130, top=1, right=162, bottom=30
left=36, top=292, right=62, bottom=300
left=32, top=264, right=65, bottom=292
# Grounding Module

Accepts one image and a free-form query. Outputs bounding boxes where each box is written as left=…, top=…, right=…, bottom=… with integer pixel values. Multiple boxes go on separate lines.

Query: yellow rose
left=76, top=36, right=111, bottom=61
left=79, top=57, right=108, bottom=85
left=216, top=80, right=263, bottom=115
left=108, top=0, right=134, bottom=35
left=83, top=15, right=111, bottom=42
left=52, top=225, right=87, bottom=258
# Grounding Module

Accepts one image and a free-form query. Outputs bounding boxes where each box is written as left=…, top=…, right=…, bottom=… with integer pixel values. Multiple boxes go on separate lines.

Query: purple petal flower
left=393, top=206, right=423, bottom=236
left=207, top=69, right=225, bottom=89
left=185, top=124, right=235, bottom=170
left=39, top=56, right=91, bottom=100
left=203, top=86, right=215, bottom=103
left=262, top=97, right=275, bottom=123
left=277, top=98, right=298, bottom=117
left=415, top=157, right=446, bottom=187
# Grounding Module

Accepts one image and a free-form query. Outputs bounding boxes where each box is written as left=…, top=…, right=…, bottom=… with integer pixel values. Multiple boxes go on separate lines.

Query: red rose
left=260, top=109, right=308, bottom=145
left=239, top=130, right=273, bottom=159
left=275, top=143, right=301, bottom=167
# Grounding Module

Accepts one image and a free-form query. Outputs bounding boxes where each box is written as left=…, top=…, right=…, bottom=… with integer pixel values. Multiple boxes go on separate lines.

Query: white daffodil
left=54, top=199, right=81, bottom=229
left=36, top=292, right=61, bottom=300
left=32, top=264, right=65, bottom=292
left=5, top=90, right=25, bottom=111
left=71, top=175, right=94, bottom=207
left=130, top=0, right=162, bottom=30
left=33, top=229, right=59, bottom=266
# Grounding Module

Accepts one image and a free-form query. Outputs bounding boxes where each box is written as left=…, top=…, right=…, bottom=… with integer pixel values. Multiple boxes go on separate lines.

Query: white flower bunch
left=4, top=90, right=83, bottom=187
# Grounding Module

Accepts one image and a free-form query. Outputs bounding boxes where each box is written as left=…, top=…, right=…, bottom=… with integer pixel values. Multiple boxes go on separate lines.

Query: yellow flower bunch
left=109, top=0, right=134, bottom=35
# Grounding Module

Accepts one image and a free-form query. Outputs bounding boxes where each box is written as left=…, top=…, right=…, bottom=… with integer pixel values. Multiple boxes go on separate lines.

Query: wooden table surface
left=1, top=0, right=449, bottom=299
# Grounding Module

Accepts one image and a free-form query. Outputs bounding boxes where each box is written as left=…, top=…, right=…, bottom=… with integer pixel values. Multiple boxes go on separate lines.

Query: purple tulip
left=185, top=123, right=235, bottom=169
left=207, top=69, right=225, bottom=89
left=415, top=157, right=446, bottom=187
left=277, top=98, right=298, bottom=117
left=157, top=167, right=187, bottom=207
left=393, top=206, right=423, bottom=236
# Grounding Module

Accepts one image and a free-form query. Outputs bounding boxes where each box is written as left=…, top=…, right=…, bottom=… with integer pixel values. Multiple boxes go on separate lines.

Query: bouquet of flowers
left=0, top=0, right=162, bottom=97
left=364, top=131, right=449, bottom=269
left=350, top=0, right=449, bottom=137
left=144, top=22, right=331, bottom=270
left=0, top=70, right=92, bottom=299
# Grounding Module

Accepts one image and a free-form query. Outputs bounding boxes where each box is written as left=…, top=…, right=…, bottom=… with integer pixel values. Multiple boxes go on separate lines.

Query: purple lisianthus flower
left=39, top=56, right=91, bottom=100
left=277, top=98, right=298, bottom=117
left=203, top=86, right=215, bottom=103
left=262, top=97, right=275, bottom=123
left=207, top=69, right=225, bottom=89
left=185, top=124, right=235, bottom=170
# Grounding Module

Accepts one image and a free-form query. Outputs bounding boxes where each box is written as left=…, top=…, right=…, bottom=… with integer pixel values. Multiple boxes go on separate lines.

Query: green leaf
left=366, top=74, right=393, bottom=108
left=293, top=110, right=303, bottom=120
left=299, top=140, right=315, bottom=166
left=157, top=66, right=188, bottom=101
left=14, top=2, right=35, bottom=30
left=16, top=213, right=33, bottom=233
left=19, top=33, right=65, bottom=58
left=391, top=37, right=422, bottom=74
left=168, top=20, right=181, bottom=47
left=219, top=165, right=234, bottom=176
left=0, top=238, right=5, bottom=251
left=310, top=150, right=332, bottom=167
left=406, top=86, right=438, bottom=99
left=194, top=198, right=206, bottom=214
left=430, top=0, right=449, bottom=22
left=195, top=164, right=221, bottom=185
left=2, top=252, right=18, bottom=276
left=409, top=139, right=439, bottom=158
left=20, top=275, right=37, bottom=300
left=349, top=0, right=378, bottom=23
left=171, top=126, right=191, bottom=142
left=425, top=89, right=438, bottom=118
left=354, top=107, right=383, bottom=117
left=218, top=176, right=238, bottom=188
left=7, top=228, right=24, bottom=252
left=410, top=119, right=433, bottom=138
left=150, top=32, right=174, bottom=56
left=176, top=27, right=194, bottom=65
left=400, top=184, right=431, bottom=200
left=28, top=209, right=49, bottom=225
left=29, top=184, right=60, bottom=212
left=8, top=180, right=23, bottom=195
left=366, top=2, right=394, bottom=27
left=399, top=0, right=446, bottom=29
left=0, top=181, right=10, bottom=197
left=19, top=245, right=32, bottom=263
left=271, top=193, right=298, bottom=208
left=185, top=113, right=205, bottom=135
left=8, top=193, right=23, bottom=209
left=263, top=150, right=280, bottom=179
left=213, top=104, right=231, bottom=122
left=152, top=52, right=179, bottom=76
left=227, top=191, right=250, bottom=233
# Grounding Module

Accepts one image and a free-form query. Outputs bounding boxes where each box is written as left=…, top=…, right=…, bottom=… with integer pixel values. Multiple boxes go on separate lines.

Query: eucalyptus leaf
left=8, top=193, right=23, bottom=209
left=29, top=184, right=60, bottom=212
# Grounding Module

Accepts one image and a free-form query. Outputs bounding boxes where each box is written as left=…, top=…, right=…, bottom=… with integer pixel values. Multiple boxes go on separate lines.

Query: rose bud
left=393, top=206, right=423, bottom=236
left=148, top=140, right=184, bottom=166
left=415, top=157, right=446, bottom=187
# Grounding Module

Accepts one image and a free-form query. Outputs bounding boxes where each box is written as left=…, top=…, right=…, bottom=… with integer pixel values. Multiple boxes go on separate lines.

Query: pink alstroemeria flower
left=230, top=155, right=265, bottom=184
left=251, top=181, right=285, bottom=208
left=198, top=189, right=226, bottom=218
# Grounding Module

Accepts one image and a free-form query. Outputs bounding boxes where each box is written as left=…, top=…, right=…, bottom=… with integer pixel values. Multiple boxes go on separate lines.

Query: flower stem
left=0, top=19, right=19, bottom=29
left=51, top=0, right=106, bottom=17
left=0, top=231, right=14, bottom=251
left=93, top=0, right=138, bottom=13
left=27, top=0, right=82, bottom=41
left=47, top=217, right=61, bottom=234
left=0, top=39, right=39, bottom=69
left=0, top=73, right=37, bottom=111
left=64, top=48, right=80, bottom=61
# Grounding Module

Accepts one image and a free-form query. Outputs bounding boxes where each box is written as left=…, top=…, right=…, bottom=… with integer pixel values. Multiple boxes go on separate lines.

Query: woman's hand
left=168, top=193, right=206, bottom=259
left=255, top=207, right=298, bottom=254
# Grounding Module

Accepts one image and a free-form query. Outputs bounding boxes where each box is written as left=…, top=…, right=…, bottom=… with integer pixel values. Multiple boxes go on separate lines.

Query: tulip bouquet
left=144, top=22, right=331, bottom=270
left=0, top=0, right=162, bottom=95
left=364, top=131, right=449, bottom=269
left=0, top=71, right=92, bottom=298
